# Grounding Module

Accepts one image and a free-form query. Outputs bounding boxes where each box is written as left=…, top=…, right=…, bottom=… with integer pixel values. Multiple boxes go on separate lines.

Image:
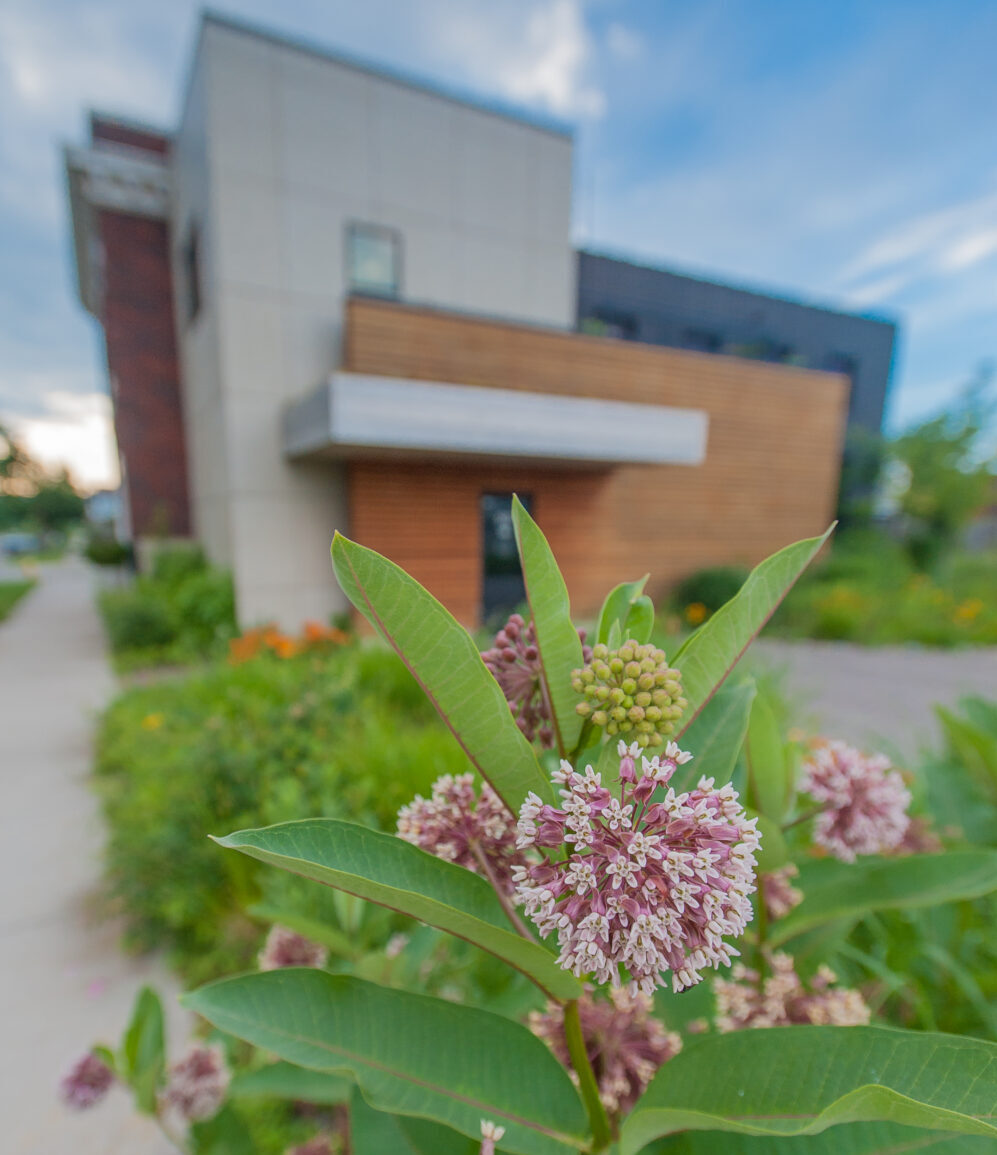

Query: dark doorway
left=481, top=493, right=532, bottom=623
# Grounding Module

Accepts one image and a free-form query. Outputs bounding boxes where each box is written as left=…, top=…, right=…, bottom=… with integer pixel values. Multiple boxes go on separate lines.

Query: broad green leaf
left=511, top=496, right=584, bottom=756
left=597, top=577, right=650, bottom=645
left=961, top=696, right=997, bottom=740
left=331, top=533, right=552, bottom=809
left=120, top=985, right=165, bottom=1115
left=745, top=692, right=791, bottom=821
left=769, top=851, right=997, bottom=947
left=673, top=679, right=756, bottom=792
left=673, top=527, right=834, bottom=733
left=647, top=1121, right=997, bottom=1153
left=183, top=971, right=588, bottom=1155
left=936, top=706, right=997, bottom=798
left=625, top=595, right=655, bottom=644
left=752, top=813, right=789, bottom=874
left=215, top=819, right=582, bottom=1001
left=229, top=1061, right=352, bottom=1105
left=350, top=1086, right=476, bottom=1154
left=621, top=1026, right=997, bottom=1153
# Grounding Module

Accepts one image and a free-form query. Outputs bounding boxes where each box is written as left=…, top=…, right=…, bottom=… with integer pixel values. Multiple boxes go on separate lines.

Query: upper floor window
left=347, top=222, right=401, bottom=298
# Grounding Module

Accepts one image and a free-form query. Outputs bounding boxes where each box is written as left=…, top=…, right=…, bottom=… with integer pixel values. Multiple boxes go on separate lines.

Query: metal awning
left=284, top=372, right=708, bottom=467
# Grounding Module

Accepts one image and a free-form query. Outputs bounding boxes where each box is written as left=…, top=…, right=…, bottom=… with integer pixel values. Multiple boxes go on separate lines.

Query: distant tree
left=28, top=477, right=85, bottom=531
left=891, top=361, right=996, bottom=567
left=0, top=423, right=85, bottom=531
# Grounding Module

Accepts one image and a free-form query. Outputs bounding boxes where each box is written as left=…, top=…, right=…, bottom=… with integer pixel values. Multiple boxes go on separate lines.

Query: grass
left=0, top=578, right=35, bottom=622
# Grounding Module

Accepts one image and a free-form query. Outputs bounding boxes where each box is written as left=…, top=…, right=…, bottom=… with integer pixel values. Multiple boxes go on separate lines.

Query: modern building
left=65, top=12, right=851, bottom=629
left=577, top=250, right=896, bottom=435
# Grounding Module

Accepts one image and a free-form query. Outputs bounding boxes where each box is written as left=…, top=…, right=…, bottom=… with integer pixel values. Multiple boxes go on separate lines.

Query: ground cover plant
left=68, top=503, right=997, bottom=1153
left=0, top=576, right=34, bottom=622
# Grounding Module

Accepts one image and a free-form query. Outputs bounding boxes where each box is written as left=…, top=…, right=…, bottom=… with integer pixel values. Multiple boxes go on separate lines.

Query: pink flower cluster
left=800, top=740, right=911, bottom=862
left=162, top=1044, right=230, bottom=1122
left=398, top=773, right=528, bottom=896
left=60, top=1051, right=114, bottom=1110
left=259, top=924, right=329, bottom=971
left=763, top=863, right=803, bottom=920
left=514, top=741, right=760, bottom=993
left=714, top=952, right=870, bottom=1032
left=530, top=989, right=682, bottom=1115
left=482, top=614, right=591, bottom=748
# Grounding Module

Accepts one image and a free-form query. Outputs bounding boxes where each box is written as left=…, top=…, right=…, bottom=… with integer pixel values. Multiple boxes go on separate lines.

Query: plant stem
left=569, top=718, right=594, bottom=762
left=754, top=871, right=770, bottom=983
left=468, top=841, right=535, bottom=941
left=563, top=999, right=612, bottom=1153
left=781, top=804, right=825, bottom=831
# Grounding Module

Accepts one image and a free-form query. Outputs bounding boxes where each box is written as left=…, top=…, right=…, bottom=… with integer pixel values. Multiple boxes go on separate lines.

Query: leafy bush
left=94, top=645, right=467, bottom=982
left=84, top=535, right=132, bottom=567
left=99, top=589, right=178, bottom=651
left=95, top=544, right=237, bottom=665
left=672, top=564, right=748, bottom=617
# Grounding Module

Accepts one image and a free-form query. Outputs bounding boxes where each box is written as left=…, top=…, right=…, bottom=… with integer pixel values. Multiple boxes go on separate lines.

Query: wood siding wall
left=344, top=297, right=849, bottom=626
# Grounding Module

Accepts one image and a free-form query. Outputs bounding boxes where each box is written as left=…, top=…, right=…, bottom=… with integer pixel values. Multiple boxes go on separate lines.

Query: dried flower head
left=514, top=741, right=760, bottom=993
left=763, top=863, right=803, bottom=920
left=800, top=741, right=911, bottom=862
left=530, top=989, right=681, bottom=1115
left=259, top=925, right=329, bottom=971
left=480, top=1118, right=506, bottom=1154
left=398, top=773, right=527, bottom=896
left=572, top=643, right=686, bottom=748
left=714, top=952, right=870, bottom=1032
left=60, top=1051, right=114, bottom=1110
left=482, top=614, right=591, bottom=748
left=162, top=1044, right=230, bottom=1122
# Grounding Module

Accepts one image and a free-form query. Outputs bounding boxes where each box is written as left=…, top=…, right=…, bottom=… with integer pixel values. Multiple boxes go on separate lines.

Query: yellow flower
left=685, top=602, right=708, bottom=625
left=954, top=598, right=984, bottom=623
left=141, top=713, right=164, bottom=731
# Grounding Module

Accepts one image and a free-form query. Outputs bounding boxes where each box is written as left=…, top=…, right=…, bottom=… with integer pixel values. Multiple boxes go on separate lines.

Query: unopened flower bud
left=570, top=644, right=685, bottom=747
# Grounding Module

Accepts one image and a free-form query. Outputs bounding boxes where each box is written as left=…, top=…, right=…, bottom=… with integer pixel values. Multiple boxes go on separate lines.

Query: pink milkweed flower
left=530, top=988, right=682, bottom=1115
left=482, top=614, right=591, bottom=748
left=480, top=1119, right=506, bottom=1154
left=800, top=740, right=911, bottom=862
left=60, top=1051, right=114, bottom=1110
left=398, top=773, right=527, bottom=896
left=714, top=952, right=870, bottom=1032
left=514, top=741, right=760, bottom=994
left=258, top=925, right=329, bottom=971
left=162, top=1044, right=230, bottom=1122
left=763, top=863, right=803, bottom=920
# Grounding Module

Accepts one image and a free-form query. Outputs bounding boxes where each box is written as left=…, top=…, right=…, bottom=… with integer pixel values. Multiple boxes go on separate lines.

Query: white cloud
left=2, top=392, right=119, bottom=493
left=606, top=22, right=642, bottom=61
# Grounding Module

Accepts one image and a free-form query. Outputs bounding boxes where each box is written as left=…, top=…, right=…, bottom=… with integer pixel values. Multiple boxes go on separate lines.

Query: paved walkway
left=0, top=560, right=182, bottom=1154
left=750, top=638, right=997, bottom=762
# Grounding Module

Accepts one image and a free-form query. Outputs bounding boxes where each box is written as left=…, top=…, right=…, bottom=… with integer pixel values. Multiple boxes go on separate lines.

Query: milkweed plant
left=64, top=498, right=997, bottom=1154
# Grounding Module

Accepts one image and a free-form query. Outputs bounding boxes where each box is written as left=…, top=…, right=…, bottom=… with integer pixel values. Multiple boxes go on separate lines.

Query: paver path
left=1, top=559, right=183, bottom=1153
left=750, top=638, right=997, bottom=761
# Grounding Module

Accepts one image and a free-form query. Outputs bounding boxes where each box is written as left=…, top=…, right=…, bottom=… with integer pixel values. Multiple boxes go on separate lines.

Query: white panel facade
left=175, top=16, right=576, bottom=629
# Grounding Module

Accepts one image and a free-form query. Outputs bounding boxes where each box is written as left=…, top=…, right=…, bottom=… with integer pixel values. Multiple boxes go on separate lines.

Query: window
left=347, top=222, right=401, bottom=297
left=182, top=224, right=201, bottom=324
left=481, top=493, right=532, bottom=623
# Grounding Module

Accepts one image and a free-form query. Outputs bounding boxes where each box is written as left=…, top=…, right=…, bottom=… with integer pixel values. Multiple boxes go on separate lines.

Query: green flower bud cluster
left=572, top=641, right=686, bottom=747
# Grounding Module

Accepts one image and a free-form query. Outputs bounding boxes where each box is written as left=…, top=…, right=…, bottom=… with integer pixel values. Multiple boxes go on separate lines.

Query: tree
left=891, top=361, right=996, bottom=567
left=0, top=423, right=85, bottom=531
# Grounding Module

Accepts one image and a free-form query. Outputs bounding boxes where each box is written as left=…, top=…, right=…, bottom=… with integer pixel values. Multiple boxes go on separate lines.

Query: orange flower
left=684, top=602, right=708, bottom=625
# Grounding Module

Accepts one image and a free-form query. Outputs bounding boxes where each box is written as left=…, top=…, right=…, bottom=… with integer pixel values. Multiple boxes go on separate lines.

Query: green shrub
left=99, top=588, right=178, bottom=650
left=95, top=645, right=468, bottom=982
left=172, top=567, right=237, bottom=648
left=149, top=542, right=208, bottom=589
left=85, top=536, right=132, bottom=567
left=672, top=564, right=748, bottom=615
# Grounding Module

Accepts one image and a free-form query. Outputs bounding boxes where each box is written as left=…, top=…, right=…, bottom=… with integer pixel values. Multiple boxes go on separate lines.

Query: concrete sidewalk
left=0, top=560, right=182, bottom=1153
left=750, top=638, right=997, bottom=762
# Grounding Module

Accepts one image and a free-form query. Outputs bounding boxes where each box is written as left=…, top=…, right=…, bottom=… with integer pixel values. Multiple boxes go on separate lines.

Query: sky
left=0, top=0, right=994, bottom=491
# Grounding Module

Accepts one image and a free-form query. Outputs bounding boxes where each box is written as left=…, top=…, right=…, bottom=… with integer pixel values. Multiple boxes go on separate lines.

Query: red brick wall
left=91, top=114, right=170, bottom=156
left=99, top=209, right=191, bottom=536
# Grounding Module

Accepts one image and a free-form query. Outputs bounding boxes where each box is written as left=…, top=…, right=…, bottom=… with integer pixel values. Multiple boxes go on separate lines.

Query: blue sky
left=1, top=0, right=994, bottom=487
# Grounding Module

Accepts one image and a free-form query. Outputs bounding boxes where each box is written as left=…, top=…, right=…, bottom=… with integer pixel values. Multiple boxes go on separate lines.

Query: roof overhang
left=284, top=373, right=709, bottom=468
left=63, top=144, right=172, bottom=316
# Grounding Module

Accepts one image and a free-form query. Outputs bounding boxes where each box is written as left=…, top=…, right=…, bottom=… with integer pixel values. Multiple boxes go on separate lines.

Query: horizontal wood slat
left=344, top=298, right=849, bottom=626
